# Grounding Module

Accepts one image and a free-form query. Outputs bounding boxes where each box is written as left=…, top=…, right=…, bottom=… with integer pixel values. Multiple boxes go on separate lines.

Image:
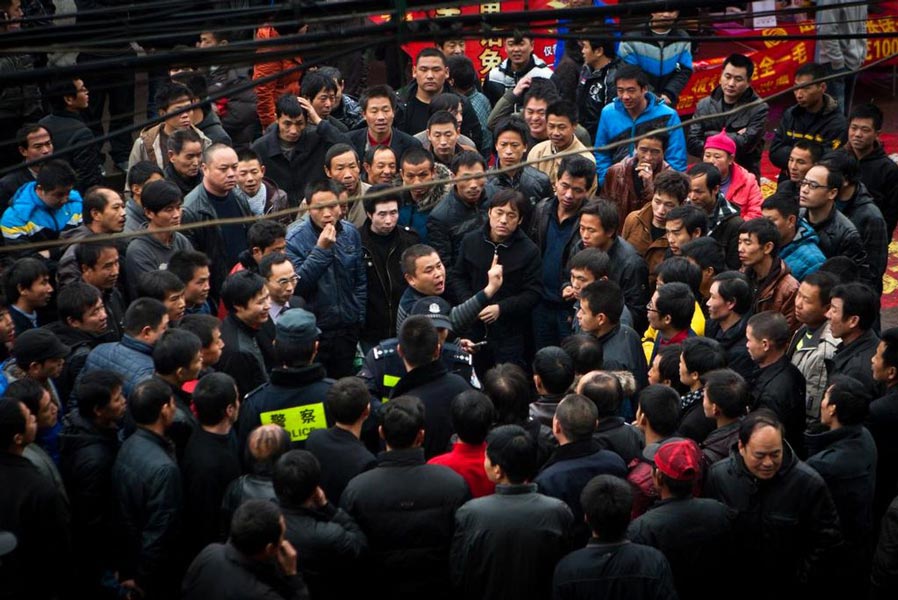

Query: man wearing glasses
left=798, top=163, right=872, bottom=286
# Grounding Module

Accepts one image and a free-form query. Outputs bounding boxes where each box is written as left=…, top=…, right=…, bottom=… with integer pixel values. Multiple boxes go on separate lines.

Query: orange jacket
left=253, top=26, right=303, bottom=129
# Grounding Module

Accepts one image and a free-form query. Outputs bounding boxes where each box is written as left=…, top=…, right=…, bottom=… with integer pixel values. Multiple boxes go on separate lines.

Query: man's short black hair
left=76, top=370, right=124, bottom=420
left=5, top=379, right=47, bottom=419
left=58, top=281, right=103, bottom=324
left=702, top=369, right=749, bottom=419
left=301, top=70, right=338, bottom=100
left=488, top=188, right=529, bottom=220
left=324, top=142, right=358, bottom=171
left=221, top=271, right=266, bottom=313
left=681, top=237, right=726, bottom=277
left=3, top=257, right=49, bottom=303
left=141, top=179, right=183, bottom=213
left=654, top=170, right=690, bottom=203
left=400, top=244, right=439, bottom=277
left=802, top=270, right=838, bottom=306
left=398, top=315, right=439, bottom=368
left=123, top=298, right=168, bottom=336
left=325, top=377, right=370, bottom=425
left=830, top=282, right=878, bottom=332
left=580, top=199, right=619, bottom=235
left=364, top=145, right=396, bottom=168
left=0, top=399, right=26, bottom=450
left=614, top=64, right=649, bottom=88
left=761, top=190, right=799, bottom=219
left=167, top=250, right=210, bottom=285
left=82, top=187, right=115, bottom=225
left=747, top=311, right=791, bottom=349
left=819, top=150, right=860, bottom=185
left=15, top=123, right=50, bottom=151
left=446, top=55, right=477, bottom=91
left=656, top=344, right=688, bottom=395
left=532, top=346, right=575, bottom=394
left=129, top=377, right=173, bottom=425
left=136, top=270, right=185, bottom=302
left=656, top=282, right=695, bottom=331
left=738, top=408, right=784, bottom=446
left=451, top=390, right=495, bottom=445
left=561, top=334, right=604, bottom=376
left=688, top=162, right=723, bottom=190
left=153, top=328, right=201, bottom=376
left=415, top=46, right=447, bottom=65
left=557, top=155, right=596, bottom=190
left=304, top=179, right=342, bottom=205
left=681, top=336, right=727, bottom=377
left=193, top=372, right=238, bottom=426
left=522, top=77, right=559, bottom=107
left=578, top=372, right=624, bottom=419
left=546, top=99, right=579, bottom=125
left=568, top=247, right=610, bottom=280
left=637, top=384, right=680, bottom=435
left=723, top=53, right=755, bottom=79
left=738, top=217, right=780, bottom=254
left=449, top=150, right=486, bottom=175
left=230, top=499, right=283, bottom=556
left=819, top=256, right=858, bottom=284
left=247, top=220, right=287, bottom=252
left=400, top=146, right=435, bottom=169
left=36, top=159, right=76, bottom=191
left=427, top=109, right=458, bottom=131
left=849, top=102, right=883, bottom=130
left=666, top=205, right=708, bottom=236
left=793, top=139, right=824, bottom=162
left=826, top=375, right=870, bottom=425
left=485, top=424, right=537, bottom=484
left=482, top=363, right=531, bottom=425
left=166, top=127, right=202, bottom=155
left=795, top=62, right=826, bottom=81
left=127, top=160, right=164, bottom=188
left=275, top=93, right=307, bottom=119
left=711, top=271, right=752, bottom=315
left=178, top=313, right=220, bottom=348
left=359, top=84, right=397, bottom=111
left=259, top=252, right=291, bottom=280
left=581, top=474, right=633, bottom=541
left=363, top=184, right=402, bottom=215
left=381, top=395, right=425, bottom=449
left=580, top=279, right=623, bottom=326
left=492, top=115, right=529, bottom=146
left=274, top=449, right=321, bottom=506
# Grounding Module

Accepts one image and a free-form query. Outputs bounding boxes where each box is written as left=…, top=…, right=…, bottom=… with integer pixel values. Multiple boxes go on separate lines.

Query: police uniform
left=358, top=338, right=479, bottom=402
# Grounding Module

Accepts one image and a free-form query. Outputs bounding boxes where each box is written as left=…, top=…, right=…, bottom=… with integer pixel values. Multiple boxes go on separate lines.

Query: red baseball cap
left=653, top=438, right=702, bottom=481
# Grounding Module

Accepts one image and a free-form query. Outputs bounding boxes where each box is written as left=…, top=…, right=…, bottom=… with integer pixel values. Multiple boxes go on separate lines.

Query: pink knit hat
left=704, top=129, right=736, bottom=155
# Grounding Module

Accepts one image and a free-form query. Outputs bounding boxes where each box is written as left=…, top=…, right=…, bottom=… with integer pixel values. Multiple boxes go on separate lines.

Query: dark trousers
left=78, top=52, right=136, bottom=164
left=532, top=300, right=573, bottom=350
left=318, top=326, right=360, bottom=379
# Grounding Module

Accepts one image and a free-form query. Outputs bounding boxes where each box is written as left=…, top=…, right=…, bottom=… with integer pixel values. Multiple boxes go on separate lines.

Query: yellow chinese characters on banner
left=260, top=402, right=327, bottom=442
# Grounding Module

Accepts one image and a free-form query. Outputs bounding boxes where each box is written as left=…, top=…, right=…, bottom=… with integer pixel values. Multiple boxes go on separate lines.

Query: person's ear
left=396, top=344, right=405, bottom=359
left=378, top=424, right=385, bottom=440
left=414, top=428, right=425, bottom=446
left=310, top=340, right=319, bottom=362
left=763, top=241, right=775, bottom=256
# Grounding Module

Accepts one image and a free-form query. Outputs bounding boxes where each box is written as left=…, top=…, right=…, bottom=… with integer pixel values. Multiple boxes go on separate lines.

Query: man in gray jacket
left=815, top=0, right=868, bottom=115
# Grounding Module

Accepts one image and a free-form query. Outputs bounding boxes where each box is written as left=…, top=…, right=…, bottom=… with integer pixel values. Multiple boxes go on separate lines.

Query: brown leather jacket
left=622, top=202, right=669, bottom=287
left=602, top=156, right=671, bottom=232
left=745, top=258, right=799, bottom=333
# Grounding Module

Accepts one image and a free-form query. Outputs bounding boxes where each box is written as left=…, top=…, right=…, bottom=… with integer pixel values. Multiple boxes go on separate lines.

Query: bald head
left=202, top=144, right=239, bottom=195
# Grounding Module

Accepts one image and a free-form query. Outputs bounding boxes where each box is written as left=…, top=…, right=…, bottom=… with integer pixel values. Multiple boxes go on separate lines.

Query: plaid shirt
left=708, top=193, right=741, bottom=234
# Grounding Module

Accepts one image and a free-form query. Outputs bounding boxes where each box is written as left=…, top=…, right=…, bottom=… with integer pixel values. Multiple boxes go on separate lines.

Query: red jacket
left=253, top=26, right=303, bottom=129
left=428, top=441, right=495, bottom=498
left=725, top=163, right=762, bottom=220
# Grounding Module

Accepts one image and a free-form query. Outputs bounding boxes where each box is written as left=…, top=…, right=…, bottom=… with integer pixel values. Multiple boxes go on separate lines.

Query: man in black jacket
left=110, top=377, right=183, bottom=600
left=251, top=94, right=348, bottom=206
left=181, top=499, right=309, bottom=600
left=449, top=189, right=541, bottom=371
left=705, top=272, right=755, bottom=381
left=700, top=368, right=749, bottom=466
left=59, top=370, right=124, bottom=597
left=340, top=396, right=469, bottom=600
left=218, top=271, right=272, bottom=399
left=746, top=311, right=807, bottom=456
left=389, top=316, right=471, bottom=459
left=491, top=116, right=553, bottom=209
left=826, top=282, right=880, bottom=398
left=274, top=450, right=367, bottom=599
left=846, top=103, right=898, bottom=236
left=577, top=371, right=644, bottom=464
left=39, top=78, right=103, bottom=193
left=628, top=438, right=735, bottom=600
left=153, top=329, right=202, bottom=463
left=348, top=85, right=422, bottom=169
left=360, top=184, right=419, bottom=349
left=769, top=63, right=847, bottom=182
left=705, top=411, right=842, bottom=600
left=237, top=308, right=334, bottom=453
left=306, top=377, right=377, bottom=502
left=870, top=327, right=898, bottom=524
left=162, top=128, right=204, bottom=196
left=451, top=424, right=573, bottom=600
left=181, top=373, right=242, bottom=560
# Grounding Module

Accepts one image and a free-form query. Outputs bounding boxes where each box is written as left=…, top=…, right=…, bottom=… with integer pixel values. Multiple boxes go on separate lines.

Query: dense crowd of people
left=1, top=2, right=898, bottom=599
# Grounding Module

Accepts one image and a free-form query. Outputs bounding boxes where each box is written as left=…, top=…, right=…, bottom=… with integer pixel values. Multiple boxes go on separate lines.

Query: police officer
left=358, top=296, right=479, bottom=404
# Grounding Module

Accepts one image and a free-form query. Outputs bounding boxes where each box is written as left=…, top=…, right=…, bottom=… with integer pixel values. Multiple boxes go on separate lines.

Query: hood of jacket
left=791, top=217, right=821, bottom=247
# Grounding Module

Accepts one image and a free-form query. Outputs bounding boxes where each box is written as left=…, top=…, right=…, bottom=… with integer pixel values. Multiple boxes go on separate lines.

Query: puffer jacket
left=426, top=187, right=489, bottom=269
left=602, top=156, right=671, bottom=230
left=0, top=182, right=83, bottom=257
left=789, top=322, right=839, bottom=425
left=110, top=428, right=182, bottom=596
left=618, top=23, right=693, bottom=106
left=687, top=85, right=769, bottom=175
left=595, top=93, right=687, bottom=185
left=744, top=259, right=799, bottom=333
left=840, top=182, right=888, bottom=294
left=58, top=412, right=120, bottom=576
left=577, top=58, right=621, bottom=139
left=286, top=219, right=366, bottom=330
left=0, top=53, right=41, bottom=119
left=78, top=335, right=155, bottom=399
left=780, top=218, right=826, bottom=282
left=725, top=162, right=762, bottom=219
left=801, top=204, right=873, bottom=287
left=182, top=183, right=253, bottom=300
left=252, top=25, right=303, bottom=129
left=491, top=165, right=553, bottom=210
left=769, top=94, right=847, bottom=174
left=705, top=443, right=843, bottom=598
